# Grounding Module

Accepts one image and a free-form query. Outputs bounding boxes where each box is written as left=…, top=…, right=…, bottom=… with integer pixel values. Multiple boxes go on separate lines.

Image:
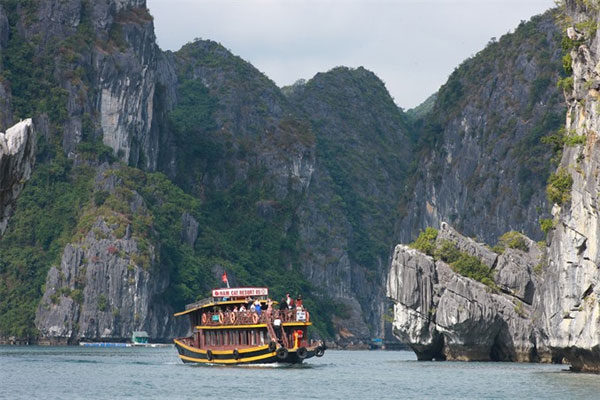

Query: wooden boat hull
left=174, top=339, right=316, bottom=365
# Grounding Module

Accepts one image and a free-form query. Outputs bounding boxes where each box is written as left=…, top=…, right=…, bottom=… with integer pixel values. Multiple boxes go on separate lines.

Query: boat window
left=260, top=331, right=265, bottom=345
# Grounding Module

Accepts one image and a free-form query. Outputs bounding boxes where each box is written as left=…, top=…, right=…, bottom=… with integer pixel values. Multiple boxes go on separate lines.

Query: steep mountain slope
left=401, top=11, right=565, bottom=245
left=536, top=0, right=600, bottom=373
left=288, top=67, right=412, bottom=341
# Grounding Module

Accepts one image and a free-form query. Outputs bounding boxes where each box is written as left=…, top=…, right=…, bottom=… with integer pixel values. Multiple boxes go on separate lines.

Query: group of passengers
left=229, top=297, right=274, bottom=318
left=280, top=293, right=303, bottom=311
left=223, top=293, right=303, bottom=320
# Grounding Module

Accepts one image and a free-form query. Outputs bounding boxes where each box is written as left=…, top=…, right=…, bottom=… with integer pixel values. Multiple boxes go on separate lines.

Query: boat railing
left=185, top=297, right=213, bottom=310
left=201, top=309, right=310, bottom=327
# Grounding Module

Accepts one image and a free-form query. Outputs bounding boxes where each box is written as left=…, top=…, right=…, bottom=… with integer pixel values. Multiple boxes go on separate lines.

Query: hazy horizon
left=147, top=0, right=556, bottom=109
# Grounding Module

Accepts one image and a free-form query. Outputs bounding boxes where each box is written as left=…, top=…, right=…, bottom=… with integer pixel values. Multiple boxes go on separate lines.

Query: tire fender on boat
left=276, top=347, right=288, bottom=360
left=233, top=349, right=240, bottom=360
left=268, top=341, right=277, bottom=353
left=315, top=346, right=325, bottom=357
left=207, top=349, right=214, bottom=361
left=297, top=347, right=307, bottom=359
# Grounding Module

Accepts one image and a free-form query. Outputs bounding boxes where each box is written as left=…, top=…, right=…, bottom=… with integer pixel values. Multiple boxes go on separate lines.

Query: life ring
left=201, top=314, right=207, bottom=324
left=252, top=313, right=259, bottom=324
left=315, top=346, right=325, bottom=357
left=268, top=341, right=277, bottom=353
left=229, top=312, right=236, bottom=324
left=297, top=347, right=307, bottom=359
left=206, top=349, right=213, bottom=361
left=276, top=347, right=288, bottom=360
left=218, top=312, right=224, bottom=324
left=233, top=349, right=240, bottom=360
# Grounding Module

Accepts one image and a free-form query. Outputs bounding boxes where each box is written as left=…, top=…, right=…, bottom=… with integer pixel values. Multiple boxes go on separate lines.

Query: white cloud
left=147, top=0, right=556, bottom=109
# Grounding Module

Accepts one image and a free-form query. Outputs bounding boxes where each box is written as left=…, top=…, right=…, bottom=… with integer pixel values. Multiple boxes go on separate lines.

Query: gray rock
left=0, top=119, right=35, bottom=236
left=531, top=0, right=600, bottom=373
left=386, top=245, right=442, bottom=359
left=36, top=185, right=188, bottom=343
left=181, top=212, right=198, bottom=246
left=494, top=248, right=538, bottom=304
left=387, top=241, right=537, bottom=362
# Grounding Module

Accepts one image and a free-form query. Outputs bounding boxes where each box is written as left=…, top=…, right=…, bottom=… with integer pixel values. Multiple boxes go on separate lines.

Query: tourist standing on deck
left=254, top=299, right=262, bottom=316
left=296, top=294, right=303, bottom=310
left=266, top=298, right=273, bottom=317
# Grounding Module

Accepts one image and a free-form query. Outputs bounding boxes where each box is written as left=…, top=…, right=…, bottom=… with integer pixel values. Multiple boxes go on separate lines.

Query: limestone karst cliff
left=0, top=119, right=35, bottom=236
left=389, top=3, right=600, bottom=368
left=535, top=0, right=600, bottom=373
left=387, top=223, right=541, bottom=362
left=400, top=11, right=564, bottom=244
left=288, top=67, right=412, bottom=343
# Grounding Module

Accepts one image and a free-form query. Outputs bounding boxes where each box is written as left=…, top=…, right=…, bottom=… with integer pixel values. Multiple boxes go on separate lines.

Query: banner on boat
left=212, top=287, right=268, bottom=298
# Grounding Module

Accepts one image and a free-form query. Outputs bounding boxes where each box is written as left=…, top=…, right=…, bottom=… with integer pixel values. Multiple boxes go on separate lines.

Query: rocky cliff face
left=35, top=168, right=188, bottom=343
left=387, top=223, right=541, bottom=362
left=400, top=11, right=565, bottom=244
left=534, top=0, right=600, bottom=373
left=9, top=0, right=171, bottom=167
left=288, top=67, right=412, bottom=342
left=169, top=39, right=315, bottom=197
left=0, top=119, right=35, bottom=236
left=389, top=4, right=600, bottom=368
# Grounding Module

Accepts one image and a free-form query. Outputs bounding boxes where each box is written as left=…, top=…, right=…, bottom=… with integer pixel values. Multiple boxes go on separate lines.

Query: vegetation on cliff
left=410, top=228, right=496, bottom=288
left=0, top=157, right=94, bottom=338
left=404, top=10, right=565, bottom=243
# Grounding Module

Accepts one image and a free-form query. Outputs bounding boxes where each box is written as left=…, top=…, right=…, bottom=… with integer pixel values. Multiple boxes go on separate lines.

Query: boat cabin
left=132, top=331, right=149, bottom=345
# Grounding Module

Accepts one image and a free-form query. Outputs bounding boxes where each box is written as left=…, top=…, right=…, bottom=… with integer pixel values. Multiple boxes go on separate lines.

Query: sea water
left=1, top=346, right=599, bottom=399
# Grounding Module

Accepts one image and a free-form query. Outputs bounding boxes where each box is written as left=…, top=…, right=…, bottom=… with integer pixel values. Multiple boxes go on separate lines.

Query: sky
left=147, top=0, right=556, bottom=110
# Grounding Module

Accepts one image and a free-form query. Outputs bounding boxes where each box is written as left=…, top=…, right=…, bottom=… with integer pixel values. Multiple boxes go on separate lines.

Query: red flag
left=221, top=271, right=228, bottom=284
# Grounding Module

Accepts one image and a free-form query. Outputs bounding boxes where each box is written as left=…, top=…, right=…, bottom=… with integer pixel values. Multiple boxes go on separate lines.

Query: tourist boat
left=173, top=287, right=326, bottom=365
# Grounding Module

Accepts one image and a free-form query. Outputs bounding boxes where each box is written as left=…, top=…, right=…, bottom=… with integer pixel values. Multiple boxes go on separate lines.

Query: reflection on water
left=1, top=347, right=599, bottom=400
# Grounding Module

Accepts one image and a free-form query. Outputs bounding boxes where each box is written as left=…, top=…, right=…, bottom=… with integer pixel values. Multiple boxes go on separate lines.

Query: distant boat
left=173, top=287, right=326, bottom=365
